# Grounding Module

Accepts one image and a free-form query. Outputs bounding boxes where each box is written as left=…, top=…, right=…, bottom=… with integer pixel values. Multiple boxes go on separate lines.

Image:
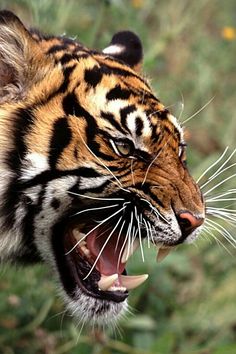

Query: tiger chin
left=0, top=10, right=205, bottom=325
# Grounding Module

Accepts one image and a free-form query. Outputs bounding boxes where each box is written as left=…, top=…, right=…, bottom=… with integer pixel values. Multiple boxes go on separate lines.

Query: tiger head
left=0, top=11, right=205, bottom=324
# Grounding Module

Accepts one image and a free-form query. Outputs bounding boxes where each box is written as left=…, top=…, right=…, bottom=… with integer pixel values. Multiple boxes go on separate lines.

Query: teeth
left=98, top=274, right=118, bottom=291
left=72, top=229, right=85, bottom=242
left=121, top=274, right=148, bottom=290
left=81, top=245, right=91, bottom=257
left=156, top=247, right=173, bottom=263
left=121, top=239, right=140, bottom=263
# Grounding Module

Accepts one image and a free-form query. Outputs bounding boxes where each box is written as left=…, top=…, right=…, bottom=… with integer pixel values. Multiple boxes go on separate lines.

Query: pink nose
left=177, top=211, right=204, bottom=238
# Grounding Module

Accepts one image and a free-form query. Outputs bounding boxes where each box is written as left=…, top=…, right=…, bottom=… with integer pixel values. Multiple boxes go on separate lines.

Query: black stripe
left=70, top=179, right=110, bottom=195
left=62, top=93, right=115, bottom=161
left=97, top=60, right=150, bottom=87
left=49, top=117, right=72, bottom=169
left=120, top=105, right=136, bottom=132
left=106, top=85, right=131, bottom=100
left=20, top=168, right=101, bottom=189
left=135, top=116, right=143, bottom=136
left=101, top=112, right=127, bottom=135
left=47, top=44, right=67, bottom=55
left=1, top=107, right=35, bottom=231
left=84, top=65, right=103, bottom=88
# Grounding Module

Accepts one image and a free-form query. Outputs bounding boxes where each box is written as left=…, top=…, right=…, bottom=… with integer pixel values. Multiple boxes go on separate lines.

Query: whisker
left=201, top=162, right=236, bottom=190
left=182, top=96, right=215, bottom=124
left=206, top=209, right=236, bottom=225
left=115, top=219, right=126, bottom=252
left=117, top=216, right=132, bottom=270
left=205, top=189, right=236, bottom=202
left=204, top=148, right=236, bottom=182
left=197, top=147, right=229, bottom=184
left=73, top=204, right=119, bottom=216
left=204, top=173, right=236, bottom=196
left=148, top=221, right=156, bottom=244
left=68, top=191, right=125, bottom=202
left=134, top=206, right=144, bottom=262
left=127, top=211, right=134, bottom=263
left=141, top=198, right=169, bottom=224
left=205, top=218, right=236, bottom=248
left=203, top=225, right=232, bottom=255
left=83, top=216, right=123, bottom=280
left=65, top=205, right=127, bottom=255
left=143, top=218, right=151, bottom=248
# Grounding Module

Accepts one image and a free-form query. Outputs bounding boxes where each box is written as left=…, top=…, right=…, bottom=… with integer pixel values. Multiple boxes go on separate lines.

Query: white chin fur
left=63, top=287, right=128, bottom=325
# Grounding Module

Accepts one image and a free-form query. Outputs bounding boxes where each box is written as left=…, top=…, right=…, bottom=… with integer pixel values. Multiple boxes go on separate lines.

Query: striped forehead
left=106, top=100, right=152, bottom=137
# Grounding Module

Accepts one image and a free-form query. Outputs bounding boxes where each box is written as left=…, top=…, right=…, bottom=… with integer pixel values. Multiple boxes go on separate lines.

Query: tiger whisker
left=115, top=219, right=126, bottom=252
left=182, top=96, right=215, bottom=125
left=204, top=148, right=236, bottom=183
left=65, top=205, right=127, bottom=255
left=127, top=211, right=133, bottom=263
left=117, top=215, right=132, bottom=270
left=203, top=173, right=236, bottom=196
left=133, top=206, right=144, bottom=262
left=68, top=191, right=125, bottom=202
left=202, top=225, right=232, bottom=255
left=147, top=102, right=180, bottom=119
left=206, top=209, right=236, bottom=225
left=178, top=90, right=185, bottom=122
left=206, top=198, right=236, bottom=203
left=83, top=216, right=123, bottom=280
left=148, top=221, right=156, bottom=245
left=73, top=204, right=119, bottom=217
left=201, top=162, right=236, bottom=190
left=197, top=147, right=229, bottom=184
left=205, top=189, right=236, bottom=202
left=205, top=218, right=236, bottom=248
left=143, top=218, right=151, bottom=248
left=206, top=206, right=236, bottom=213
left=141, top=197, right=169, bottom=224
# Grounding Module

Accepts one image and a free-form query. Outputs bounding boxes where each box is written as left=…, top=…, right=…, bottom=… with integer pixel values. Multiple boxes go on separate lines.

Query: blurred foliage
left=0, top=0, right=235, bottom=353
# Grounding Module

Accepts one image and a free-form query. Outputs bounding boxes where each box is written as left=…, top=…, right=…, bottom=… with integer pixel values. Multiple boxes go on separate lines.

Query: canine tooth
left=121, top=274, right=148, bottom=290
left=98, top=274, right=118, bottom=291
left=156, top=247, right=172, bottom=262
left=121, top=239, right=140, bottom=263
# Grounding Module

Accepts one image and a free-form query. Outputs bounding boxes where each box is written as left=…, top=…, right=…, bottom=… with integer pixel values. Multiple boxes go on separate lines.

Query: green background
left=0, top=0, right=236, bottom=353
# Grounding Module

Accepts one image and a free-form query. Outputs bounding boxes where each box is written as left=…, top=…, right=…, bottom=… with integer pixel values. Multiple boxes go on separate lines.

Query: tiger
left=0, top=10, right=205, bottom=324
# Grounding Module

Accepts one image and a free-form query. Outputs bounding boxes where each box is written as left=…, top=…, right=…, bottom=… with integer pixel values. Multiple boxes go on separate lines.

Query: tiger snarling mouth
left=50, top=190, right=204, bottom=323
left=53, top=208, right=150, bottom=306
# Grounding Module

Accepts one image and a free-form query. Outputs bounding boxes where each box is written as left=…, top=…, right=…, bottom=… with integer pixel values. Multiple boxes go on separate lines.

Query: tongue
left=86, top=228, right=126, bottom=276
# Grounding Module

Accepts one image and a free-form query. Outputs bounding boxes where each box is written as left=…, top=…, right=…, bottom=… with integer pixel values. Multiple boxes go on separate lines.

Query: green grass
left=0, top=0, right=236, bottom=353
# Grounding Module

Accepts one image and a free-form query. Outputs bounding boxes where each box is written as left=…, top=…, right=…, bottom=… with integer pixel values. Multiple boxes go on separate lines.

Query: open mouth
left=52, top=207, right=174, bottom=305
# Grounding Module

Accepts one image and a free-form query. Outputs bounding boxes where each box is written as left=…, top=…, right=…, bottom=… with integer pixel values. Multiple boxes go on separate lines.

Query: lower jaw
left=64, top=287, right=128, bottom=324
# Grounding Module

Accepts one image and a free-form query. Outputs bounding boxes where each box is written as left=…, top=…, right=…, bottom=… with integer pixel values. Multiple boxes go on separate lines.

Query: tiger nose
left=177, top=211, right=204, bottom=238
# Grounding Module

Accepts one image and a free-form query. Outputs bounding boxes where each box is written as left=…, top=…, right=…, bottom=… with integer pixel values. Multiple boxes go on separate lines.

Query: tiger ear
left=102, top=31, right=143, bottom=73
left=0, top=10, right=46, bottom=104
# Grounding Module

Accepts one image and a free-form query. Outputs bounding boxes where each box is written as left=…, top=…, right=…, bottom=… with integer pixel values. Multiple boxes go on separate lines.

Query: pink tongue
left=86, top=229, right=126, bottom=276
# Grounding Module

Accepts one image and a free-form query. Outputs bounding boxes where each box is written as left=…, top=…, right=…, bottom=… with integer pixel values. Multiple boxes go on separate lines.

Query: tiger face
left=0, top=11, right=205, bottom=324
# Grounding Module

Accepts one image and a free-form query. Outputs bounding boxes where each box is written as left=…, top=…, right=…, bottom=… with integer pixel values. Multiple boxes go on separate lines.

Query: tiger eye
left=116, top=141, right=132, bottom=156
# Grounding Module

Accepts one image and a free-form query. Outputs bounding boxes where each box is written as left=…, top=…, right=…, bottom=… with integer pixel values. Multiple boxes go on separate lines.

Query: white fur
left=20, top=152, right=49, bottom=181
left=103, top=44, right=124, bottom=56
